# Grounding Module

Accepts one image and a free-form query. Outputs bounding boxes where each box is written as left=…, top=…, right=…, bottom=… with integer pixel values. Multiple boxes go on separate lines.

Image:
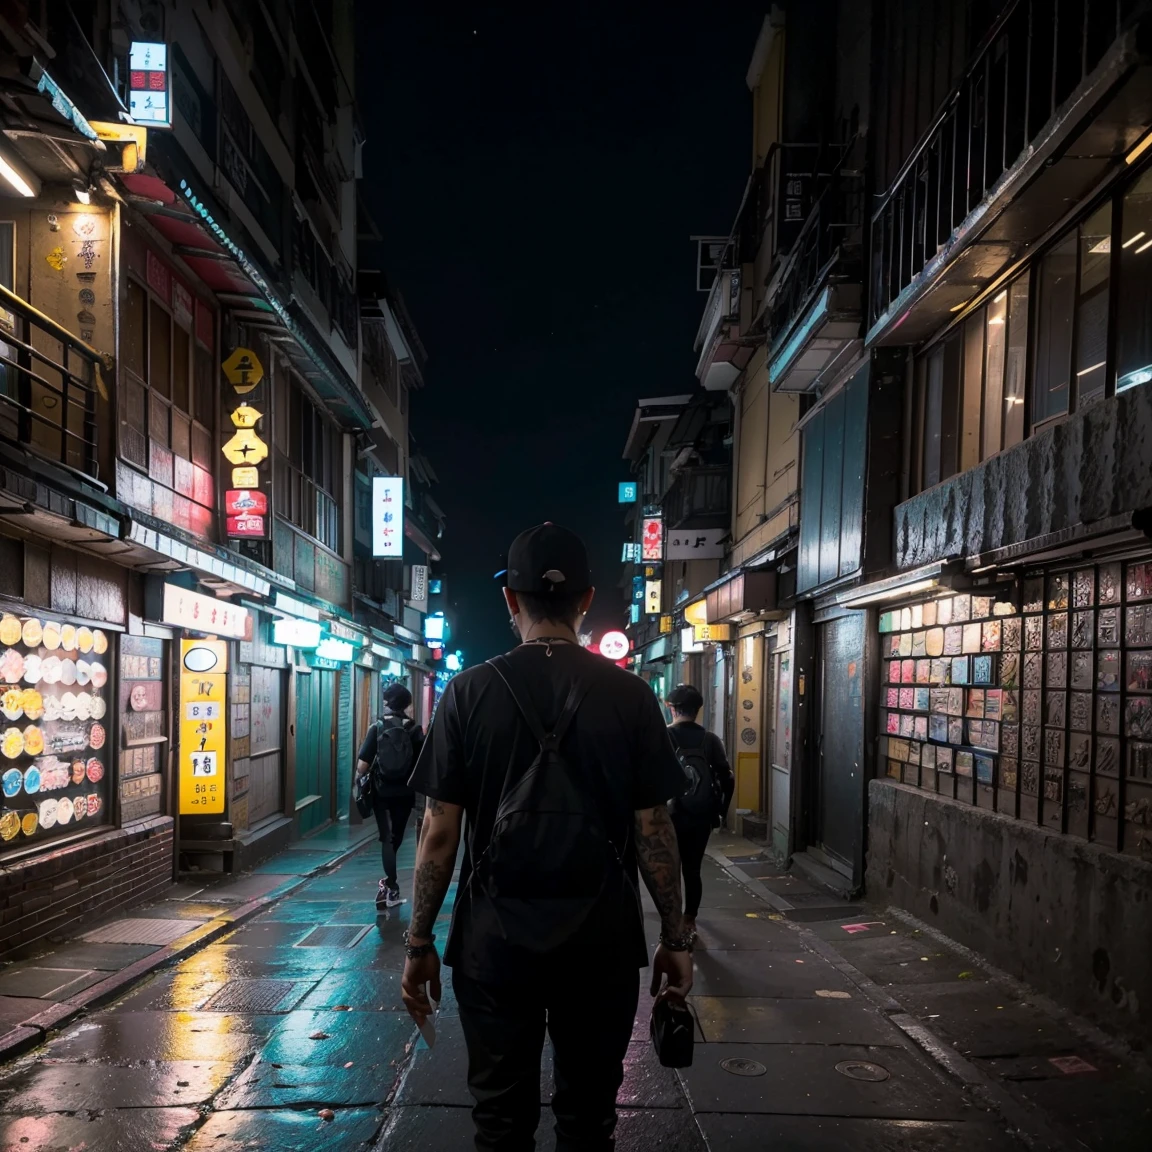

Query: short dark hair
left=667, top=684, right=704, bottom=715
left=515, top=588, right=585, bottom=627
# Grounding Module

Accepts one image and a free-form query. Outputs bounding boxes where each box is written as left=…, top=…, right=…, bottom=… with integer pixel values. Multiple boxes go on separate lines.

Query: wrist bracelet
left=404, top=934, right=436, bottom=960
left=660, top=931, right=694, bottom=953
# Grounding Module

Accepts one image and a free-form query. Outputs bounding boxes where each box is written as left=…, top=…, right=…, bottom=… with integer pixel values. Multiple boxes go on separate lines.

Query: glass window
left=1075, top=202, right=1111, bottom=408
left=124, top=280, right=146, bottom=379
left=1004, top=277, right=1029, bottom=448
left=1117, top=168, right=1152, bottom=393
left=172, top=323, right=190, bottom=414
left=983, top=289, right=1008, bottom=457
left=148, top=299, right=171, bottom=399
left=923, top=345, right=943, bottom=489
left=1032, top=232, right=1076, bottom=424
left=961, top=313, right=984, bottom=472
left=940, top=332, right=962, bottom=481
left=194, top=343, right=214, bottom=430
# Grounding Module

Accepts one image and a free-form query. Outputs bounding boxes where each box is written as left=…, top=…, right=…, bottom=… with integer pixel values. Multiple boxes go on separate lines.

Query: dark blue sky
left=359, top=2, right=764, bottom=661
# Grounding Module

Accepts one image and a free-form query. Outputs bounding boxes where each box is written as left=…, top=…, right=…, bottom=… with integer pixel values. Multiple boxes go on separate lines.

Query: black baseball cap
left=667, top=684, right=704, bottom=712
left=504, top=522, right=592, bottom=595
left=382, top=682, right=412, bottom=711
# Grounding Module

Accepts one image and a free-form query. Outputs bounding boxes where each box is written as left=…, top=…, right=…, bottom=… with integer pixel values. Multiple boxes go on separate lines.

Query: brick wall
left=0, top=816, right=175, bottom=957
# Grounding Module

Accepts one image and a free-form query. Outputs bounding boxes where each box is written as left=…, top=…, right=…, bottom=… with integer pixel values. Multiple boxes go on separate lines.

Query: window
left=1032, top=233, right=1076, bottom=425
left=983, top=289, right=1007, bottom=458
left=1075, top=202, right=1112, bottom=407
left=1003, top=278, right=1029, bottom=449
left=1117, top=168, right=1152, bottom=393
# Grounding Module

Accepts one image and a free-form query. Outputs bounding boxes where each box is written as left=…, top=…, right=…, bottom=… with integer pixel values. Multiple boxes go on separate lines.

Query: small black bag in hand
left=650, top=996, right=695, bottom=1068
left=353, top=771, right=373, bottom=819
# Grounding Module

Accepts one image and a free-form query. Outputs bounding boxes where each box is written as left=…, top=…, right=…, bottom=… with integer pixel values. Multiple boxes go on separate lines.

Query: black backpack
left=468, top=656, right=628, bottom=953
left=372, top=715, right=414, bottom=790
left=668, top=727, right=721, bottom=824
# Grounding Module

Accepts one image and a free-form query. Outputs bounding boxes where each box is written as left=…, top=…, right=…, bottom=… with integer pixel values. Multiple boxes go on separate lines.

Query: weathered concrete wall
left=895, top=385, right=1152, bottom=568
left=867, top=779, right=1152, bottom=1046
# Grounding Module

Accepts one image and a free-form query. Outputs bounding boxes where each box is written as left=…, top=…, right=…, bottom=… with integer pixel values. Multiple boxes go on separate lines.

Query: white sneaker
left=385, top=886, right=404, bottom=909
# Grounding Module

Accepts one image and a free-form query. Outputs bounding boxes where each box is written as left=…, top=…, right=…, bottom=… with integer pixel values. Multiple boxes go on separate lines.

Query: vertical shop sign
left=221, top=348, right=270, bottom=539
left=372, top=476, right=405, bottom=557
left=179, top=639, right=228, bottom=815
left=641, top=516, right=664, bottom=561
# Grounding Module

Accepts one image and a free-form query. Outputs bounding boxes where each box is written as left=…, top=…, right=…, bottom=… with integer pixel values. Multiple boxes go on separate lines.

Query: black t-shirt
left=667, top=721, right=734, bottom=824
left=409, top=643, right=686, bottom=982
left=357, top=714, right=424, bottom=801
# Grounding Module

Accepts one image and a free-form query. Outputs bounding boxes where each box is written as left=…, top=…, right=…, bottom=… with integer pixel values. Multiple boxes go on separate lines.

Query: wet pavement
left=0, top=818, right=1142, bottom=1149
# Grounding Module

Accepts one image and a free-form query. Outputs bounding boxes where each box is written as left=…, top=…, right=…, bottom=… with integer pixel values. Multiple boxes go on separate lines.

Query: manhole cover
left=83, top=918, right=203, bottom=945
left=201, top=978, right=301, bottom=1012
left=835, top=1060, right=890, bottom=1082
left=295, top=924, right=371, bottom=948
left=720, top=1058, right=767, bottom=1077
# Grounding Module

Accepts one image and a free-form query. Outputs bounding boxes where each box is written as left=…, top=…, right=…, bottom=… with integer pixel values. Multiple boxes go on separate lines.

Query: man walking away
left=665, top=684, right=734, bottom=941
left=400, top=522, right=694, bottom=1151
left=356, top=682, right=424, bottom=910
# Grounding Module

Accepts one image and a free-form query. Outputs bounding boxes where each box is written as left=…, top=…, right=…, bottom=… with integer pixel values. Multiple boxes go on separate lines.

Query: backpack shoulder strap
left=487, top=655, right=591, bottom=747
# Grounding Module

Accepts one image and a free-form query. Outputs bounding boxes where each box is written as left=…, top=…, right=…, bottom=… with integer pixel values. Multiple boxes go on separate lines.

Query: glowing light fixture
left=0, top=144, right=39, bottom=198
left=1122, top=231, right=1146, bottom=249
left=1125, top=129, right=1152, bottom=166
left=1137, top=236, right=1152, bottom=255
left=1076, top=361, right=1106, bottom=377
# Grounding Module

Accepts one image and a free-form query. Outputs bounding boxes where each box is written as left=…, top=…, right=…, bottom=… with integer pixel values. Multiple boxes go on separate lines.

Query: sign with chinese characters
left=232, top=466, right=259, bottom=488
left=659, top=615, right=673, bottom=634
left=229, top=404, right=262, bottom=429
left=694, top=623, right=732, bottom=642
left=129, top=42, right=170, bottom=126
left=179, top=639, right=227, bottom=815
left=372, top=476, right=404, bottom=557
left=162, top=583, right=249, bottom=639
left=221, top=347, right=264, bottom=393
left=618, top=481, right=638, bottom=504
left=645, top=579, right=662, bottom=616
left=621, top=543, right=641, bottom=563
left=641, top=516, right=664, bottom=561
left=667, top=527, right=726, bottom=560
left=410, top=564, right=429, bottom=609
left=632, top=576, right=645, bottom=604
left=225, top=489, right=268, bottom=516
left=226, top=513, right=265, bottom=538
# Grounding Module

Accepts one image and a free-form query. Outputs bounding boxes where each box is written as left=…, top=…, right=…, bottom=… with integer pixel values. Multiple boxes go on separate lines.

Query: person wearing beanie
left=355, top=680, right=424, bottom=910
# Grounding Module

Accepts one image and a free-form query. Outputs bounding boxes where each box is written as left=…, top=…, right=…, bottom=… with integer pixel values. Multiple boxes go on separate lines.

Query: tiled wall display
left=878, top=561, right=1152, bottom=860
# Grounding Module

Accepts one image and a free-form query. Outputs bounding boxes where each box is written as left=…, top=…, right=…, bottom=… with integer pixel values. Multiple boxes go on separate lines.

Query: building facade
left=0, top=0, right=441, bottom=954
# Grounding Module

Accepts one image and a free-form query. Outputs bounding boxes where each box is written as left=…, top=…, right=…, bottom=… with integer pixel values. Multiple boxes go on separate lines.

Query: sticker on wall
left=45, top=246, right=67, bottom=271
left=740, top=727, right=756, bottom=746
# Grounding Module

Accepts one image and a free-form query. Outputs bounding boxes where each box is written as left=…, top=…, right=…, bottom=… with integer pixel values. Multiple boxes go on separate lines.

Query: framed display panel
left=874, top=560, right=1152, bottom=860
left=0, top=607, right=116, bottom=853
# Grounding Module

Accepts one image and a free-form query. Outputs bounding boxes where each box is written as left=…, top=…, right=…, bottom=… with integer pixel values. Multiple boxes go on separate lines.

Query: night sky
left=359, top=3, right=765, bottom=662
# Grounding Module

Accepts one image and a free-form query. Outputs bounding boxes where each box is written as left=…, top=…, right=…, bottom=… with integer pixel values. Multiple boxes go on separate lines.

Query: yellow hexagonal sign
left=222, top=347, right=264, bottom=394
left=222, top=429, right=269, bottom=466
left=230, top=404, right=263, bottom=429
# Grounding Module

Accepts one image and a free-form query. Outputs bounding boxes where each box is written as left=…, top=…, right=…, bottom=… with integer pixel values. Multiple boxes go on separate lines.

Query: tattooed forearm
left=634, top=804, right=684, bottom=937
left=426, top=796, right=445, bottom=816
left=410, top=858, right=452, bottom=940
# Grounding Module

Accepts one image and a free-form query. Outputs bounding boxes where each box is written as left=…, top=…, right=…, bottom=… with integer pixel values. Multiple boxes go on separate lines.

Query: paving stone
left=678, top=1043, right=972, bottom=1119
left=834, top=934, right=983, bottom=987
left=691, top=949, right=855, bottom=998
left=258, top=1010, right=414, bottom=1067
left=617, top=1040, right=688, bottom=1109
left=691, top=910, right=805, bottom=953
left=131, top=901, right=234, bottom=921
left=43, top=1011, right=279, bottom=1063
left=0, top=995, right=48, bottom=1030
left=186, top=1105, right=384, bottom=1150
left=225, top=920, right=318, bottom=947
left=296, top=968, right=406, bottom=1012
left=205, top=875, right=296, bottom=902
left=34, top=943, right=158, bottom=970
left=0, top=1108, right=201, bottom=1152
left=0, top=1060, right=239, bottom=1111
left=83, top=918, right=203, bottom=946
left=697, top=1114, right=1022, bottom=1150
left=692, top=996, right=905, bottom=1045
left=251, top=851, right=334, bottom=875
left=254, top=901, right=345, bottom=923
left=214, top=1059, right=396, bottom=1110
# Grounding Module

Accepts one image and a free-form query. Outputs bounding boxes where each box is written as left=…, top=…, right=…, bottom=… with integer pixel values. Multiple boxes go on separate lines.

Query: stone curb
left=0, top=833, right=377, bottom=1065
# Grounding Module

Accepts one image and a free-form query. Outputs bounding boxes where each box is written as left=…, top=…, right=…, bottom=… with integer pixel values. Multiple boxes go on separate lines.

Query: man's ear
left=503, top=587, right=520, bottom=616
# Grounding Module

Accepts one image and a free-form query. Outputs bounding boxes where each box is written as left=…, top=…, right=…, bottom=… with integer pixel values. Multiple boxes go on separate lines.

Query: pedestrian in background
left=665, top=684, right=734, bottom=941
left=400, top=522, right=693, bottom=1151
left=356, top=682, right=424, bottom=910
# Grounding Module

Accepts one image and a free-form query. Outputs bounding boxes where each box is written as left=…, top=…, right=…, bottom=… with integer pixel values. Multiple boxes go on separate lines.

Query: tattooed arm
left=634, top=804, right=685, bottom=938
left=634, top=804, right=693, bottom=999
left=409, top=796, right=463, bottom=943
left=401, top=795, right=462, bottom=1026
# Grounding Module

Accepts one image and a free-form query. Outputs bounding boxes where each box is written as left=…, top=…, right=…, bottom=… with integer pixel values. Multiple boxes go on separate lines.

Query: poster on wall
left=0, top=611, right=112, bottom=850
left=179, top=639, right=228, bottom=815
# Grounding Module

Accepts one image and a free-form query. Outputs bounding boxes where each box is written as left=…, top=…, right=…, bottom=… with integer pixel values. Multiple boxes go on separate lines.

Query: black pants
left=372, top=798, right=413, bottom=887
left=454, top=962, right=640, bottom=1151
left=673, top=818, right=711, bottom=920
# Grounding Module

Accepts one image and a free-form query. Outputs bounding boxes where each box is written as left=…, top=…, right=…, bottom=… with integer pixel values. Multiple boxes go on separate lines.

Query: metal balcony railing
left=0, top=282, right=106, bottom=484
left=871, top=0, right=1147, bottom=326
left=768, top=164, right=865, bottom=351
left=662, top=467, right=731, bottom=529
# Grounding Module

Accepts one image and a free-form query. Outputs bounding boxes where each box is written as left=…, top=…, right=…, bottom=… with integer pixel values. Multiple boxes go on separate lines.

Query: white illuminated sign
left=600, top=631, right=629, bottom=660
left=424, top=615, right=445, bottom=642
left=645, top=580, right=662, bottom=615
left=129, top=42, right=170, bottom=126
left=372, top=476, right=404, bottom=557
left=275, top=592, right=320, bottom=621
left=410, top=563, right=428, bottom=607
left=272, top=618, right=321, bottom=649
left=681, top=626, right=704, bottom=654
left=161, top=583, right=248, bottom=638
left=316, top=637, right=355, bottom=662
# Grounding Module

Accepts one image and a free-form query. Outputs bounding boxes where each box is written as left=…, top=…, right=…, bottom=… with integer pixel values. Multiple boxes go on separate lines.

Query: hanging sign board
left=694, top=623, right=732, bottom=642
left=129, top=42, right=171, bottom=126
left=372, top=476, right=404, bottom=557
left=666, top=527, right=726, bottom=560
left=221, top=347, right=264, bottom=393
left=179, top=639, right=228, bottom=815
left=642, top=516, right=664, bottom=561
left=645, top=579, right=662, bottom=616
left=225, top=489, right=268, bottom=516
left=161, top=583, right=249, bottom=639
